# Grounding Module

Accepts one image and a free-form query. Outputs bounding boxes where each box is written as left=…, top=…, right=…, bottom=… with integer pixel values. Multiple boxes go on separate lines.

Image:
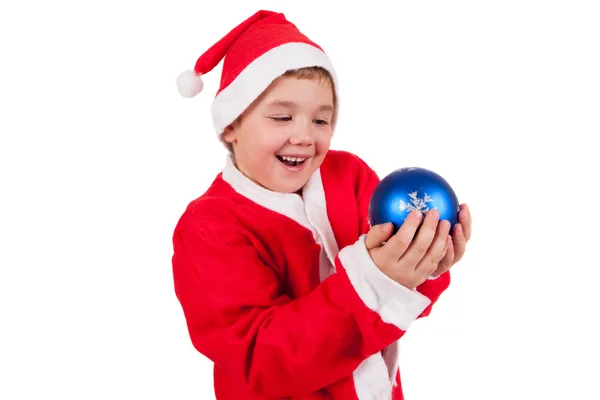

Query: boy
left=172, top=10, right=472, bottom=400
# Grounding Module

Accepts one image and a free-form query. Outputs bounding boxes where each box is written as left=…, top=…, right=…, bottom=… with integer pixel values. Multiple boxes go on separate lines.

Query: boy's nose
left=289, top=126, right=314, bottom=145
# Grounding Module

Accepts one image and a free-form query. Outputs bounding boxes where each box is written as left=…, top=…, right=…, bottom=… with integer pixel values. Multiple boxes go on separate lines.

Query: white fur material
left=337, top=236, right=432, bottom=330
left=177, top=69, right=204, bottom=98
left=302, top=169, right=340, bottom=277
left=353, top=353, right=394, bottom=399
left=337, top=236, right=432, bottom=397
left=221, top=154, right=314, bottom=232
left=211, top=42, right=339, bottom=135
left=221, top=155, right=336, bottom=281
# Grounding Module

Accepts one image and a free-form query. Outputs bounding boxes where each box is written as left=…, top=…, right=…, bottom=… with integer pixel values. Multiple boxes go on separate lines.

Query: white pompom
left=176, top=69, right=204, bottom=98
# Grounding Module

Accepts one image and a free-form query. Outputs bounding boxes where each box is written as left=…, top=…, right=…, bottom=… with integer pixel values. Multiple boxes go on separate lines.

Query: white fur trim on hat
left=210, top=42, right=339, bottom=135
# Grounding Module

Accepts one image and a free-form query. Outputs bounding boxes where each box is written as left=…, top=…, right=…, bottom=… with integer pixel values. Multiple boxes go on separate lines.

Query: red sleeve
left=171, top=201, right=433, bottom=398
left=352, top=153, right=451, bottom=318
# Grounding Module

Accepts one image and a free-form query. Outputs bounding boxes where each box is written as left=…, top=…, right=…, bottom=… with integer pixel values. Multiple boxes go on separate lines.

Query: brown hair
left=219, top=66, right=336, bottom=153
left=282, top=66, right=335, bottom=99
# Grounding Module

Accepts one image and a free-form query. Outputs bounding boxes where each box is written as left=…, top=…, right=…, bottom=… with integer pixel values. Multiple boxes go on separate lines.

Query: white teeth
left=281, top=156, right=306, bottom=162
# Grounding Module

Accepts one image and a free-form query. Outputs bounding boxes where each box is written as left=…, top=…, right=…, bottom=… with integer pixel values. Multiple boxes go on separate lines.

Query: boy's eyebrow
left=266, top=100, right=297, bottom=108
left=266, top=100, right=334, bottom=111
left=317, top=104, right=334, bottom=112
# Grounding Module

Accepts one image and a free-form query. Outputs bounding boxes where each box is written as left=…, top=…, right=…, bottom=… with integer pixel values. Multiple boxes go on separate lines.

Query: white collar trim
left=221, top=154, right=340, bottom=266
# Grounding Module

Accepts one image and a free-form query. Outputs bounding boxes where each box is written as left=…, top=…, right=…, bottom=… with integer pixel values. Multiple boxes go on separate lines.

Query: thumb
left=365, top=222, right=393, bottom=251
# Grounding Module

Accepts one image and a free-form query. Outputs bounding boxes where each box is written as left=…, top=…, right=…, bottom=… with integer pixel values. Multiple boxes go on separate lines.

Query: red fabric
left=171, top=150, right=450, bottom=399
left=392, top=370, right=404, bottom=400
left=193, top=10, right=277, bottom=76
left=191, top=10, right=324, bottom=96
left=416, top=272, right=452, bottom=318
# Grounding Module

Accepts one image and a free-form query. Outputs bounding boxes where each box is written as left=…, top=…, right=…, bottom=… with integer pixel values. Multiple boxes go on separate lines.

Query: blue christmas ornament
left=369, top=167, right=460, bottom=234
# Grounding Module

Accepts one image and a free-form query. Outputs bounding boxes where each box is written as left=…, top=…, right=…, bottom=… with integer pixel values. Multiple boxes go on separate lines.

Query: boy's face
left=223, top=75, right=335, bottom=194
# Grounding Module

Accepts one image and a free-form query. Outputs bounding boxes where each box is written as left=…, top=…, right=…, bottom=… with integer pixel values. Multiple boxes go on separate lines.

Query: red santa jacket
left=171, top=149, right=451, bottom=399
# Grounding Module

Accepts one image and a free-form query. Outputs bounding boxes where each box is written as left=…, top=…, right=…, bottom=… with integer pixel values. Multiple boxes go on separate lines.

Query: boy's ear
left=222, top=124, right=237, bottom=144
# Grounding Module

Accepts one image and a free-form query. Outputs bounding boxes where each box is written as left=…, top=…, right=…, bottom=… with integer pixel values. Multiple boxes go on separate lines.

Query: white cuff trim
left=338, top=235, right=431, bottom=330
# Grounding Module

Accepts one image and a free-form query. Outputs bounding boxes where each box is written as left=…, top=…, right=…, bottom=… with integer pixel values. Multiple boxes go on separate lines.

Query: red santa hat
left=176, top=10, right=340, bottom=137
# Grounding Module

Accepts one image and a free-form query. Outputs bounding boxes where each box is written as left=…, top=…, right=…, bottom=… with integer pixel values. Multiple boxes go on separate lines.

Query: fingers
left=365, top=222, right=394, bottom=251
left=412, top=218, right=451, bottom=276
left=451, top=223, right=467, bottom=264
left=459, top=203, right=472, bottom=242
left=396, top=209, right=444, bottom=268
left=379, top=210, right=424, bottom=262
left=445, top=203, right=470, bottom=266
left=432, top=236, right=454, bottom=277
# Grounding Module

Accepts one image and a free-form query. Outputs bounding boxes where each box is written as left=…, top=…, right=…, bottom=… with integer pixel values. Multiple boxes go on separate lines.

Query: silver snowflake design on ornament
left=399, top=191, right=436, bottom=213
left=394, top=167, right=418, bottom=173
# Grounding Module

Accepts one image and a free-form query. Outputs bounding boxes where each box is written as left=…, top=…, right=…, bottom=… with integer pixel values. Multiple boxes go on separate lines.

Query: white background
left=1, top=0, right=599, bottom=399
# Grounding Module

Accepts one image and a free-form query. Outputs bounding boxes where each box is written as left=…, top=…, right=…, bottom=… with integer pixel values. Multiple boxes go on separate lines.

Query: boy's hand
left=365, top=210, right=451, bottom=289
left=431, top=203, right=472, bottom=277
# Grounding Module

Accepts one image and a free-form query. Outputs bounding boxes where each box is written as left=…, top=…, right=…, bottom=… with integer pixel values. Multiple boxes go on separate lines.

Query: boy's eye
left=271, top=116, right=291, bottom=122
left=314, top=119, right=329, bottom=125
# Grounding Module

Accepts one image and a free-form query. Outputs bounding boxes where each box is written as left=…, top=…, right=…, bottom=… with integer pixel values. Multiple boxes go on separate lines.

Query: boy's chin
left=265, top=177, right=308, bottom=194
left=274, top=182, right=307, bottom=194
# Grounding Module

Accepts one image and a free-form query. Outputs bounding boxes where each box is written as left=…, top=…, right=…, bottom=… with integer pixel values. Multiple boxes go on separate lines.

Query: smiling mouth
left=276, top=155, right=308, bottom=167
